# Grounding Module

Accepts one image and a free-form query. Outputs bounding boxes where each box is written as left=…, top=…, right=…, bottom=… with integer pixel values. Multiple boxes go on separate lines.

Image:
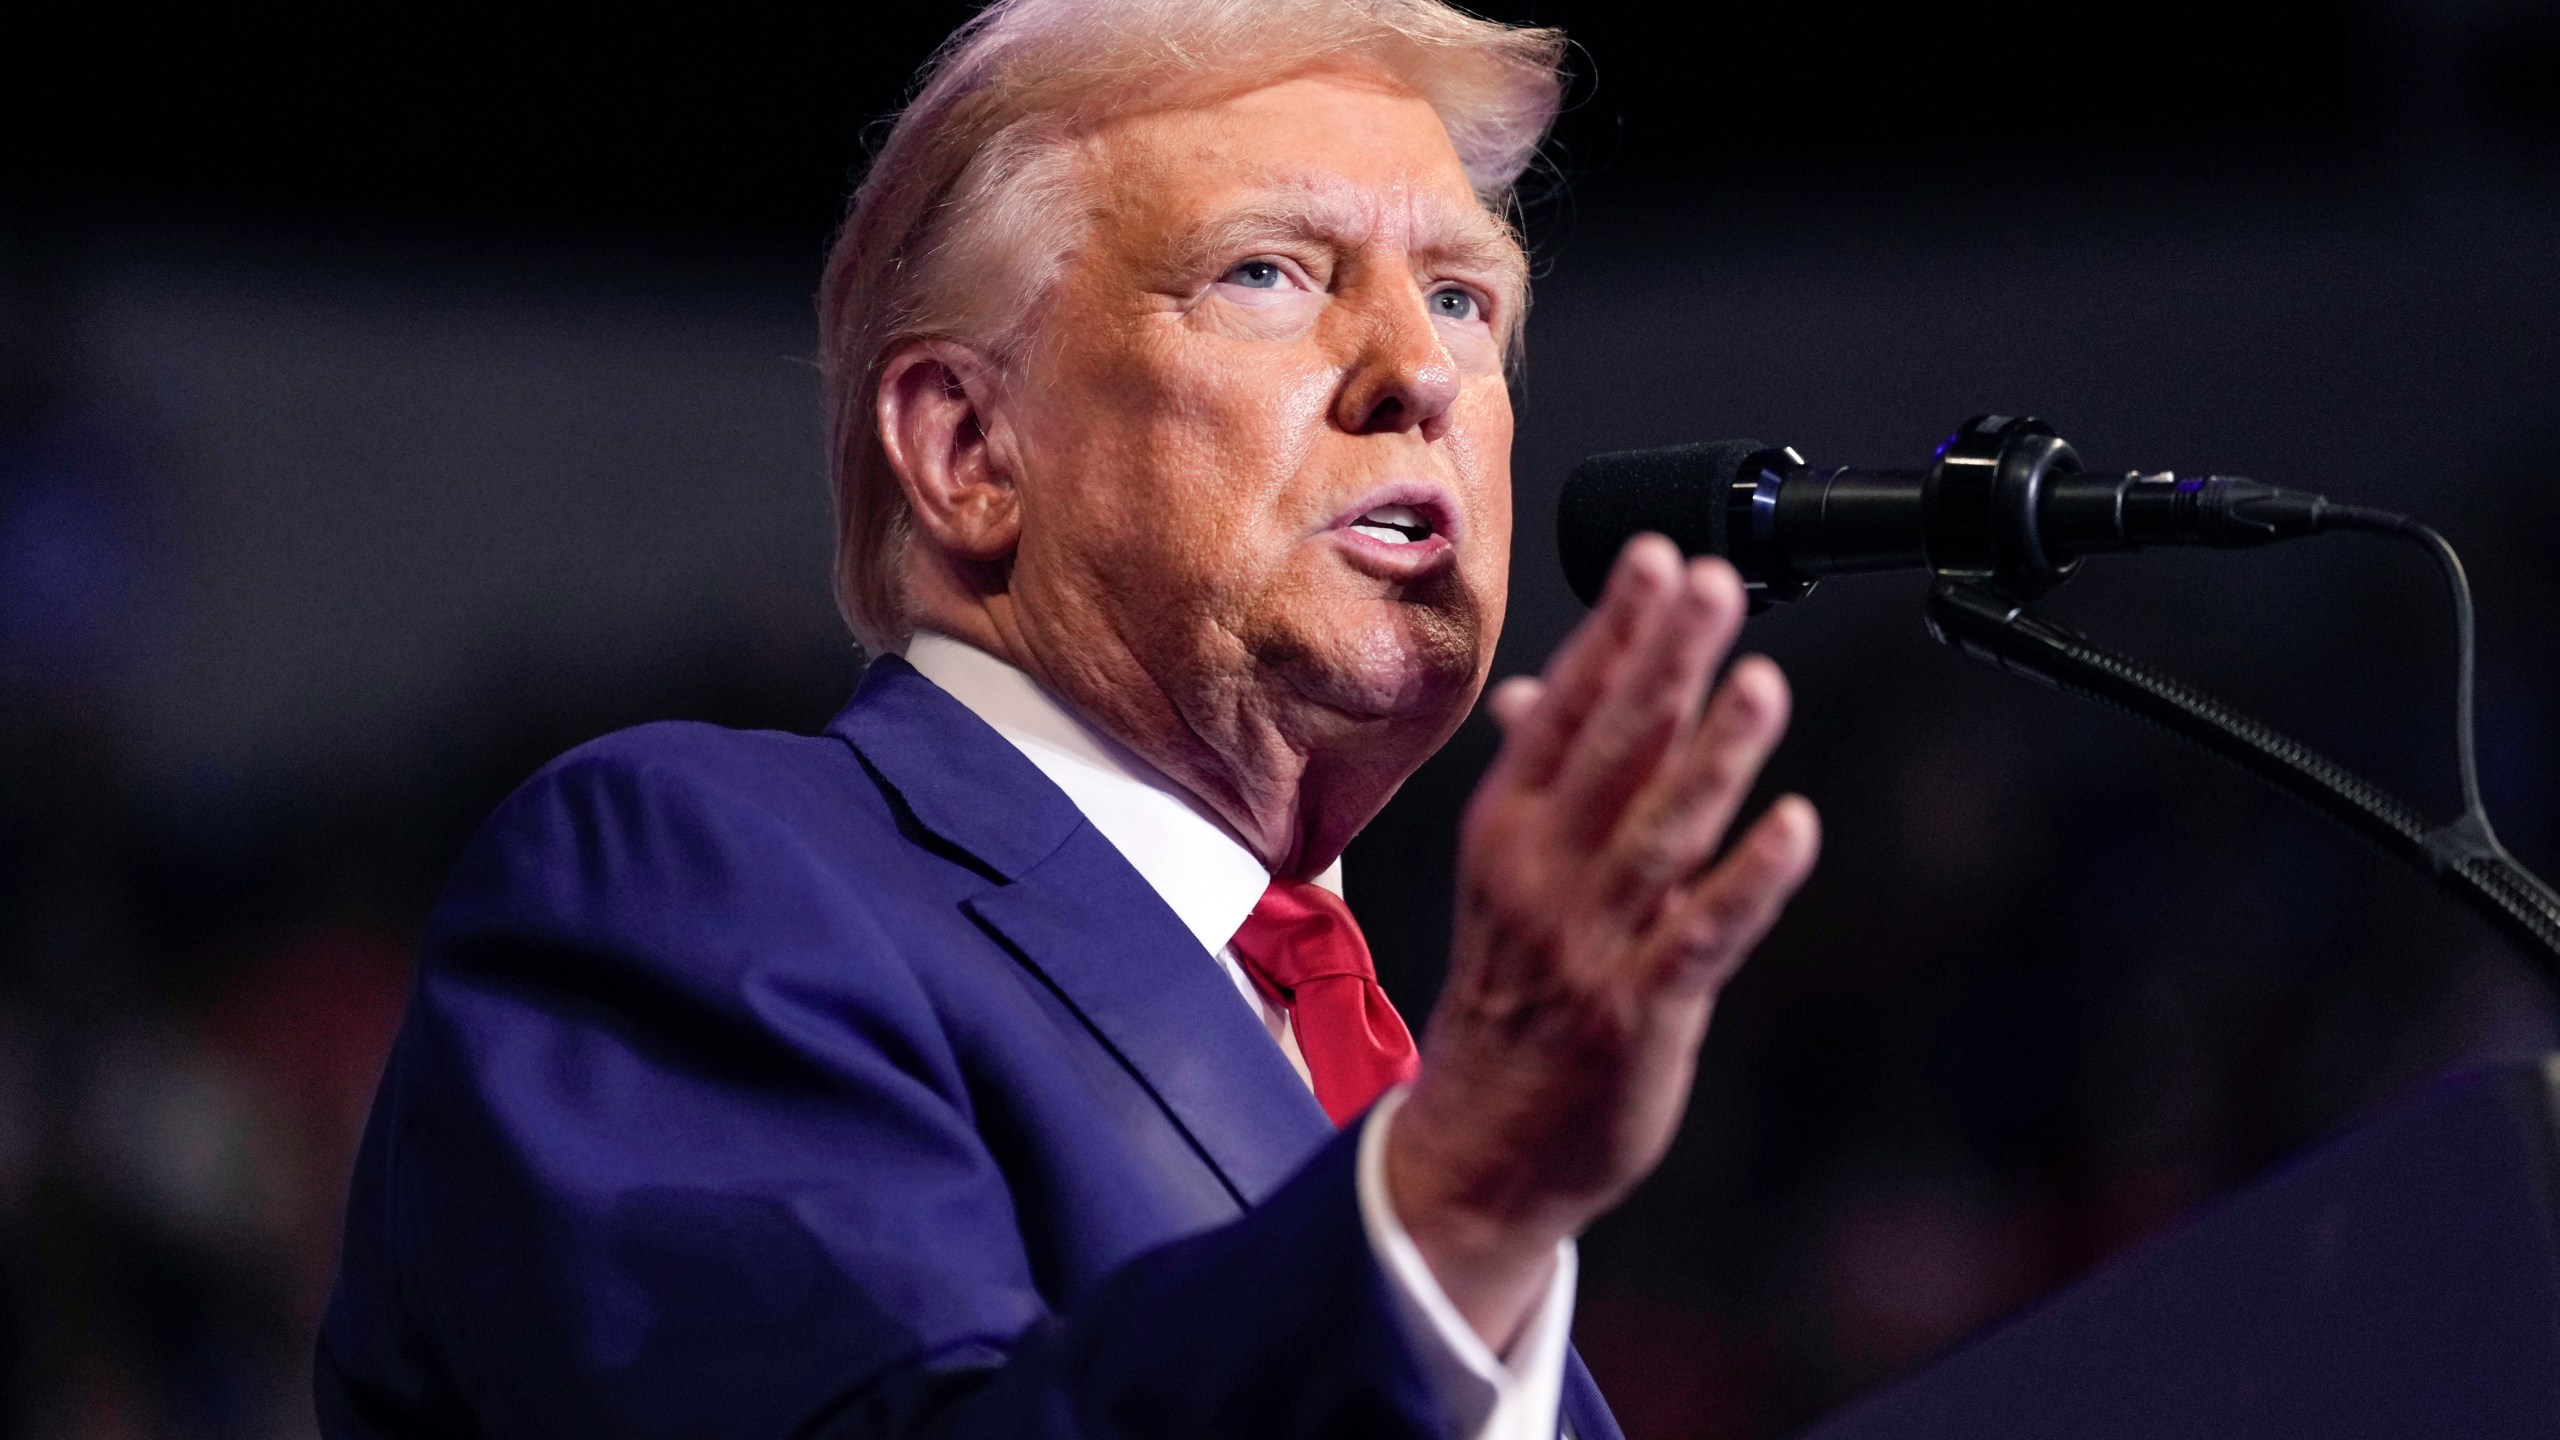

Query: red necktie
left=1226, top=879, right=1420, bottom=1126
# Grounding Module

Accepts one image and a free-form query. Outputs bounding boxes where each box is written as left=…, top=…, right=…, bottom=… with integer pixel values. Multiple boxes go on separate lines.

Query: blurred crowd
left=0, top=427, right=857, bottom=1435
left=0, top=322, right=861, bottom=1434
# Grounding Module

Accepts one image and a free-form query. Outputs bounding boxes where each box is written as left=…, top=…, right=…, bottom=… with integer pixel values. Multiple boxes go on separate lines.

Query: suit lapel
left=967, top=832, right=1335, bottom=1206
left=1560, top=1347, right=1624, bottom=1440
left=829, top=658, right=1335, bottom=1207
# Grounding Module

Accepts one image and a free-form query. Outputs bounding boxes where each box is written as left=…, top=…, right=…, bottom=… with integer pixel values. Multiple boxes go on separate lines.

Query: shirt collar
left=902, top=632, right=1340, bottom=956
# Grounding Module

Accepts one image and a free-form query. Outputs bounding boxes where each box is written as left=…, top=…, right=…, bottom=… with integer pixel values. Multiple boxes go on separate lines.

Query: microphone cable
left=1927, top=505, right=2560, bottom=964
left=2323, top=506, right=2554, bottom=900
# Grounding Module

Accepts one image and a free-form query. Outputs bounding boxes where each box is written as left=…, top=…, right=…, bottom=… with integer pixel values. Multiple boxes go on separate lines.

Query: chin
left=1277, top=602, right=1486, bottom=727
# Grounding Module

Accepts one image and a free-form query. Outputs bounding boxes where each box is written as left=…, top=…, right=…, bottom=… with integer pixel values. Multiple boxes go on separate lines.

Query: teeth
left=1349, top=502, right=1432, bottom=545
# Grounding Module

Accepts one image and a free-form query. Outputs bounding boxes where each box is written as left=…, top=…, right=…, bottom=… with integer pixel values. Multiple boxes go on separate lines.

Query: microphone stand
left=1923, top=580, right=2560, bottom=974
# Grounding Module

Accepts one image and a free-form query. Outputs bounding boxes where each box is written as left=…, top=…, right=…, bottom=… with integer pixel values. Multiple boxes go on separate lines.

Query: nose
left=1332, top=280, right=1462, bottom=440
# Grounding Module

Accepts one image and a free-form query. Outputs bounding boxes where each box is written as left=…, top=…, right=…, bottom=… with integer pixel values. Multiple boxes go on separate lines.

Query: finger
left=1549, top=556, right=1747, bottom=846
left=1550, top=555, right=1741, bottom=838
left=1485, top=676, right=1544, bottom=733
left=1602, top=655, right=1793, bottom=916
left=1643, top=794, right=1820, bottom=999
left=1494, top=534, right=1684, bottom=789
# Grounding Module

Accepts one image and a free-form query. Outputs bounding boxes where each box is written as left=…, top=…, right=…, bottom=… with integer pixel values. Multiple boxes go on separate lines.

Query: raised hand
left=1386, top=534, right=1822, bottom=1349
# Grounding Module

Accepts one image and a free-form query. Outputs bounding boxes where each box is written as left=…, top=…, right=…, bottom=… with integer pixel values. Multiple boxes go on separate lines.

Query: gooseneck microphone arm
left=1556, top=414, right=2560, bottom=976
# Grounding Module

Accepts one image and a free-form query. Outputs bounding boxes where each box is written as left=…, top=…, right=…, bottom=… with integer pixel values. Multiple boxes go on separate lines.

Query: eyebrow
left=1169, top=179, right=1528, bottom=300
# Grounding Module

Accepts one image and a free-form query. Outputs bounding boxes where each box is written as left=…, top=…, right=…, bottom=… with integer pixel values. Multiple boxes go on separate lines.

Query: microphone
left=1557, top=414, right=2342, bottom=608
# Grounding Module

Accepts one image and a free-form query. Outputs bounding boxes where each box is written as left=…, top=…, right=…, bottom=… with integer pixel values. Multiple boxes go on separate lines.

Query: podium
left=1800, top=1059, right=2560, bottom=1437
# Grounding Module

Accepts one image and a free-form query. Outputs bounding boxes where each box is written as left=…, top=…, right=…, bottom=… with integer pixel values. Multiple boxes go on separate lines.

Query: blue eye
left=1431, top=287, right=1481, bottom=322
left=1224, top=260, right=1285, bottom=289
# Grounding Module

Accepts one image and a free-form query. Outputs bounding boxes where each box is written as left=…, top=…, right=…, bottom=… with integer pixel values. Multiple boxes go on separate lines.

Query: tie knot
left=1224, top=877, right=1417, bottom=1127
left=1228, top=879, right=1374, bottom=992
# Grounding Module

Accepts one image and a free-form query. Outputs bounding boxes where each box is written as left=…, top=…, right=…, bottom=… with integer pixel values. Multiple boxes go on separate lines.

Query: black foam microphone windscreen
left=1555, top=439, right=1764, bottom=606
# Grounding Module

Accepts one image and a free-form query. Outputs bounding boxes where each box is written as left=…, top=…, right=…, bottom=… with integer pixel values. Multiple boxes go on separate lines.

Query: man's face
left=1001, top=66, right=1520, bottom=766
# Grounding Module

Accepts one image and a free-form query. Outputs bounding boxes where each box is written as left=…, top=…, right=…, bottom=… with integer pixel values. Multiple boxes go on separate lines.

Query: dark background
left=5, top=1, right=2558, bottom=1435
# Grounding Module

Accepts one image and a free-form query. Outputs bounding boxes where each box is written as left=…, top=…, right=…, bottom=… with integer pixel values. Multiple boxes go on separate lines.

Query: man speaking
left=317, top=0, right=1821, bottom=1435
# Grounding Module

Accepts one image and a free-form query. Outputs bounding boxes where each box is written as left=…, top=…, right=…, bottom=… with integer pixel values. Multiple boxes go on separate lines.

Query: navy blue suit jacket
left=317, top=657, right=1623, bottom=1440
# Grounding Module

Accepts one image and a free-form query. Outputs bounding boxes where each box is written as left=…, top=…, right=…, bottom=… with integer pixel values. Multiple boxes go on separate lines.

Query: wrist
left=1383, top=1081, right=1575, bottom=1351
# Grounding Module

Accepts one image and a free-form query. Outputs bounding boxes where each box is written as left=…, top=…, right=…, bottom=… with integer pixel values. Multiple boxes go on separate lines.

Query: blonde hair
left=816, top=0, right=1567, bottom=652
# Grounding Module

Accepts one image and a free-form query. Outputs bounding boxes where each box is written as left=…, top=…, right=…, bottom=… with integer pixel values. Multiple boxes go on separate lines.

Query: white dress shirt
left=904, top=632, right=1577, bottom=1440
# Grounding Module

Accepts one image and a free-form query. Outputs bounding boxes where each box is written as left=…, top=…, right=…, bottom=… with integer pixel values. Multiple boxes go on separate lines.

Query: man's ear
left=875, top=340, right=1019, bottom=564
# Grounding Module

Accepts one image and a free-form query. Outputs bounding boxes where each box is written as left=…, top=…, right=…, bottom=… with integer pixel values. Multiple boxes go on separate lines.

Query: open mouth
left=1328, top=484, right=1459, bottom=559
left=1345, top=503, right=1437, bottom=546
